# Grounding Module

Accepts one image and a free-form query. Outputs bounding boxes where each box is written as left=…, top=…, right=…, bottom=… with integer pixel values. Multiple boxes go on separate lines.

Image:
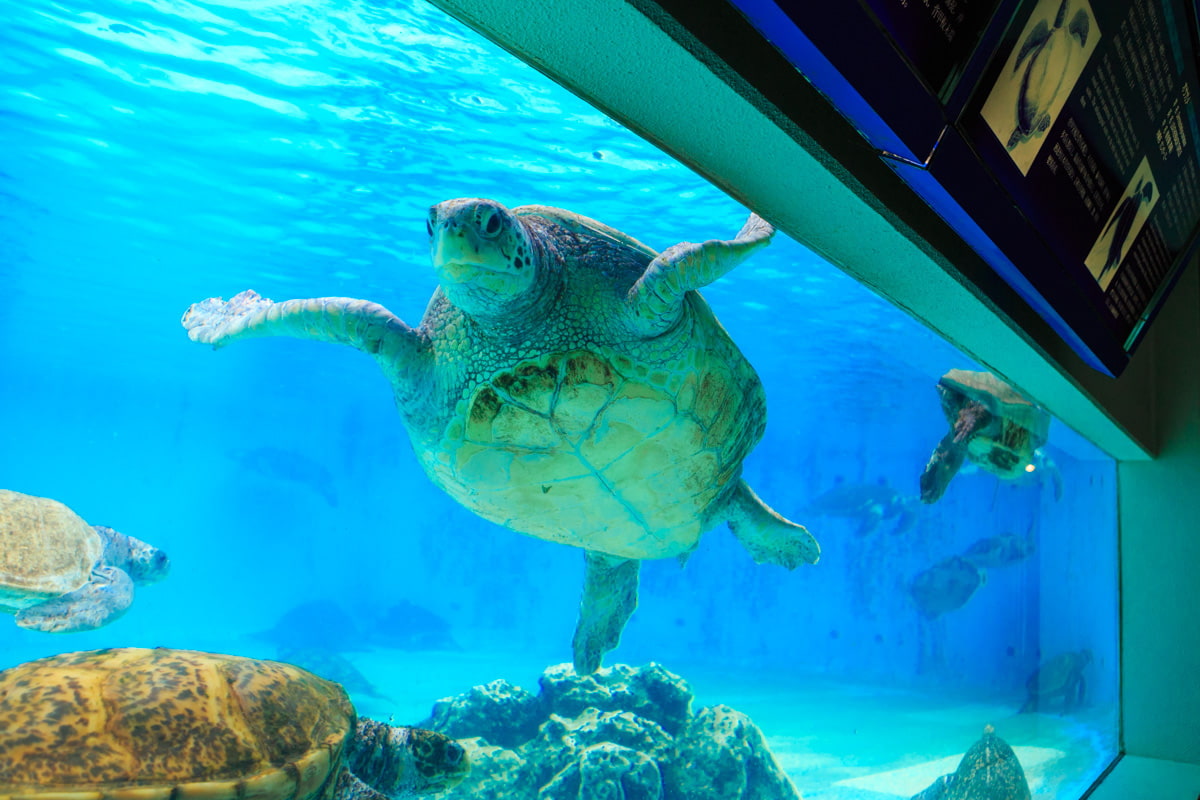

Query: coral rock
left=429, top=663, right=799, bottom=800
left=538, top=662, right=693, bottom=736
left=664, top=705, right=801, bottom=800
left=540, top=743, right=663, bottom=800
left=423, top=679, right=546, bottom=748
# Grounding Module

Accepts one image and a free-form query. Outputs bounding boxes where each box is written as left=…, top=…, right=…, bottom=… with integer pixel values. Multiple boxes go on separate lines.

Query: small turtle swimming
left=961, top=522, right=1036, bottom=569
left=802, top=479, right=919, bottom=536
left=1006, top=0, right=1091, bottom=151
left=911, top=725, right=1031, bottom=800
left=910, top=555, right=986, bottom=619
left=0, top=489, right=169, bottom=632
left=1021, top=649, right=1092, bottom=714
left=0, top=647, right=468, bottom=800
left=920, top=370, right=1050, bottom=504
left=183, top=198, right=819, bottom=673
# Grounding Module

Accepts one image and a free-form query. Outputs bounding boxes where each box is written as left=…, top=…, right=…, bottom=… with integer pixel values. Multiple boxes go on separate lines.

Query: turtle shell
left=420, top=318, right=765, bottom=561
left=948, top=725, right=1031, bottom=800
left=0, top=490, right=102, bottom=614
left=0, top=648, right=354, bottom=799
left=938, top=370, right=1050, bottom=480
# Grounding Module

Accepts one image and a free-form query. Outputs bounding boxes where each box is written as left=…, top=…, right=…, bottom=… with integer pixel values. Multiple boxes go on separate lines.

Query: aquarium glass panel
left=0, top=1, right=1118, bottom=798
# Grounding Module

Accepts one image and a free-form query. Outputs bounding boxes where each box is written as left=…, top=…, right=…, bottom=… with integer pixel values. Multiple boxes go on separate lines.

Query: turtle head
left=428, top=198, right=542, bottom=321
left=348, top=718, right=470, bottom=796
left=95, top=526, right=170, bottom=585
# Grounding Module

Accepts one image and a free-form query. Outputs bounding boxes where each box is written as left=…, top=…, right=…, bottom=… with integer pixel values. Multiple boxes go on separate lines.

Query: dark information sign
left=861, top=0, right=1002, bottom=96
left=724, top=0, right=1200, bottom=375
left=958, top=0, right=1200, bottom=352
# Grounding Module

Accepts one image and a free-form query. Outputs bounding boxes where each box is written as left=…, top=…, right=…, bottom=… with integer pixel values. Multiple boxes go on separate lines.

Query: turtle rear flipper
left=573, top=552, right=640, bottom=674
left=15, top=565, right=133, bottom=632
left=725, top=480, right=819, bottom=568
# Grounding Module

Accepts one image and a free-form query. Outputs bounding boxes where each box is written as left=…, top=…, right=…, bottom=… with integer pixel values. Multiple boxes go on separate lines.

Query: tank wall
left=1119, top=259, right=1200, bottom=765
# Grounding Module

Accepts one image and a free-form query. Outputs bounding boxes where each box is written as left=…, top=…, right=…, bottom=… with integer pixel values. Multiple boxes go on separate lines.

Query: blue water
left=1, top=1, right=1118, bottom=797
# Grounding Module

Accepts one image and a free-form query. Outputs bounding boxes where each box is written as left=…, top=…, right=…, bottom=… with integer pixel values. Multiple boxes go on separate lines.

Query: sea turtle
left=182, top=198, right=820, bottom=673
left=0, top=489, right=169, bottom=632
left=0, top=647, right=469, bottom=799
left=802, top=480, right=919, bottom=536
left=910, top=555, right=985, bottom=619
left=919, top=370, right=1050, bottom=503
left=961, top=522, right=1036, bottom=569
left=1006, top=0, right=1091, bottom=151
left=910, top=725, right=1031, bottom=800
left=1020, top=649, right=1092, bottom=713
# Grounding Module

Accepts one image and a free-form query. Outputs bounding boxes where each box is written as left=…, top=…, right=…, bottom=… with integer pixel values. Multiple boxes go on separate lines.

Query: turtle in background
left=961, top=521, right=1037, bottom=569
left=911, top=725, right=1031, bottom=800
left=0, top=647, right=468, bottom=799
left=1021, top=649, right=1092, bottom=713
left=802, top=479, right=919, bottom=536
left=920, top=370, right=1050, bottom=503
left=910, top=555, right=986, bottom=619
left=277, top=646, right=392, bottom=702
left=0, top=489, right=169, bottom=632
left=1006, top=0, right=1092, bottom=151
left=183, top=198, right=819, bottom=674
left=251, top=599, right=365, bottom=653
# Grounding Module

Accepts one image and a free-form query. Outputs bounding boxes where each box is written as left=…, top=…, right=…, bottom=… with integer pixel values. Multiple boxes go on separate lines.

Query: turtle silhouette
left=1007, top=0, right=1091, bottom=151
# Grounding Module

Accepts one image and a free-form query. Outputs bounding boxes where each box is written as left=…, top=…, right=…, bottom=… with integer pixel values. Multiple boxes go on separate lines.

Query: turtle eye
left=445, top=742, right=465, bottom=765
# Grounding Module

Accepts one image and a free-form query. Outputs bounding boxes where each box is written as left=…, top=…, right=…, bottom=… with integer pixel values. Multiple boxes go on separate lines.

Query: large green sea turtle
left=0, top=647, right=468, bottom=799
left=182, top=198, right=820, bottom=673
left=0, top=489, right=169, bottom=632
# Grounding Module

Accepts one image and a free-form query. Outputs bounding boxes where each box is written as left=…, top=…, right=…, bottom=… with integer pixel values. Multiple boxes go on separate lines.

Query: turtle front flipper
left=573, top=551, right=640, bottom=674
left=725, top=480, right=820, bottom=568
left=14, top=565, right=134, bottom=632
left=182, top=290, right=425, bottom=364
left=626, top=213, right=774, bottom=332
left=919, top=432, right=967, bottom=504
left=333, top=769, right=388, bottom=800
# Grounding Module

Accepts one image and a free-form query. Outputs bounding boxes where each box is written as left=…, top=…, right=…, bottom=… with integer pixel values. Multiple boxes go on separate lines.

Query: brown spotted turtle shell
left=418, top=292, right=765, bottom=562
left=0, top=647, right=354, bottom=799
